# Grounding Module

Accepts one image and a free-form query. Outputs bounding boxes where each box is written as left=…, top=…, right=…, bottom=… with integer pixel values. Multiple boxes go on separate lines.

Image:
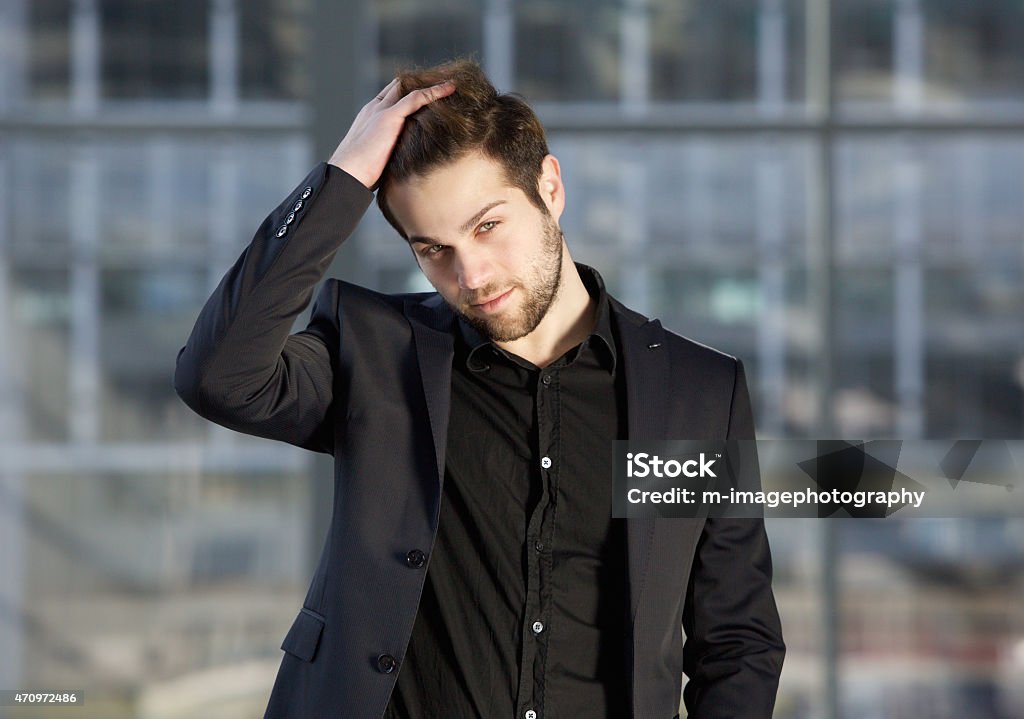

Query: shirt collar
left=456, top=262, right=617, bottom=375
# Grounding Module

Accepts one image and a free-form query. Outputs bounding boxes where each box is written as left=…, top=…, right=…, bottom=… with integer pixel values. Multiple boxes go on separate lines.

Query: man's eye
left=479, top=220, right=499, bottom=233
left=425, top=244, right=445, bottom=255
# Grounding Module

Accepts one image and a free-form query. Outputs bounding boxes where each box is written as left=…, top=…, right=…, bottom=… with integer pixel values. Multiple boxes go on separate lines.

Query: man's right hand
left=328, top=77, right=457, bottom=192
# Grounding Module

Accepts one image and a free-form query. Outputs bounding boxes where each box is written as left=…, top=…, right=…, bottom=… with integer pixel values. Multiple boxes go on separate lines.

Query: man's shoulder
left=321, top=278, right=456, bottom=334
left=327, top=277, right=440, bottom=312
left=607, top=292, right=740, bottom=376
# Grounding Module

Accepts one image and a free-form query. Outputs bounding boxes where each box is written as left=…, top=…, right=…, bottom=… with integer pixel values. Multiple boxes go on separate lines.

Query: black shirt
left=383, top=264, right=630, bottom=719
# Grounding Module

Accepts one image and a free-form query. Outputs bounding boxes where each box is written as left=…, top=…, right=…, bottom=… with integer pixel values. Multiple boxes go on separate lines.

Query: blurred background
left=0, top=0, right=1023, bottom=717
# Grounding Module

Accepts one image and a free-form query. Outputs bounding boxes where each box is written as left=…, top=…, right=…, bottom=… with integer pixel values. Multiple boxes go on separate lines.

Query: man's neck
left=494, top=255, right=597, bottom=369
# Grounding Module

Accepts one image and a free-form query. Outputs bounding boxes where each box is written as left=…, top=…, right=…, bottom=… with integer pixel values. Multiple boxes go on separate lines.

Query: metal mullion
left=70, top=0, right=99, bottom=115
left=755, top=0, right=789, bottom=437
left=806, top=1, right=840, bottom=718
left=0, top=0, right=28, bottom=113
left=484, top=0, right=513, bottom=93
left=0, top=115, right=28, bottom=693
left=69, top=143, right=100, bottom=445
left=210, top=0, right=240, bottom=116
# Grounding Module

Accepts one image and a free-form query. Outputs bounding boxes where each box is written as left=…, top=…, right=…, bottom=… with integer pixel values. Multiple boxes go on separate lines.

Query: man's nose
left=454, top=249, right=493, bottom=291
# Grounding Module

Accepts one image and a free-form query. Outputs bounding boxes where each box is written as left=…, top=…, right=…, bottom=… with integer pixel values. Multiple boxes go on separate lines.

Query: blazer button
left=376, top=653, right=397, bottom=673
left=406, top=549, right=426, bottom=568
left=301, top=186, right=312, bottom=199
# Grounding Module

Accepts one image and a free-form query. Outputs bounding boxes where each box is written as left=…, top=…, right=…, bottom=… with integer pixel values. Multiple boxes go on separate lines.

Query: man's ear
left=537, top=154, right=565, bottom=221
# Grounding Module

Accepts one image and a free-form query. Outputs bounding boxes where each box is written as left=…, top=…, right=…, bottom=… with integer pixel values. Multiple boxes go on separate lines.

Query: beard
left=449, top=210, right=564, bottom=343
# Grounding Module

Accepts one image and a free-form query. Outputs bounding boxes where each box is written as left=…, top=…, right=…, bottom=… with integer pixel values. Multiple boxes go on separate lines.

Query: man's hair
left=375, top=55, right=551, bottom=241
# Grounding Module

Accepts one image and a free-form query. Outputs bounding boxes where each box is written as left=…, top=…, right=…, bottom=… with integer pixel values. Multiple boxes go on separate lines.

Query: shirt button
left=405, top=549, right=426, bottom=568
left=532, top=620, right=544, bottom=634
left=540, top=456, right=552, bottom=469
left=376, top=653, right=397, bottom=673
left=534, top=540, right=544, bottom=552
left=541, top=374, right=552, bottom=385
left=525, top=711, right=537, bottom=719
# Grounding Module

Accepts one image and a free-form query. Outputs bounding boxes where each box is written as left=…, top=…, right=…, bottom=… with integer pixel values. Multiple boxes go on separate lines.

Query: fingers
left=374, top=77, right=399, bottom=102
left=365, top=78, right=454, bottom=120
left=394, top=80, right=455, bottom=113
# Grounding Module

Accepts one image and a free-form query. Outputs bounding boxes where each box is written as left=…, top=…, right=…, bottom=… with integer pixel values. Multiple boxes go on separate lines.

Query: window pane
left=764, top=519, right=830, bottom=719
left=836, top=135, right=1024, bottom=438
left=922, top=0, right=1024, bottom=106
left=100, top=267, right=213, bottom=442
left=376, top=0, right=483, bottom=86
left=8, top=268, right=71, bottom=441
left=834, top=0, right=893, bottom=105
left=650, top=0, right=807, bottom=104
left=239, top=0, right=309, bottom=100
left=515, top=0, right=620, bottom=102
left=837, top=518, right=1024, bottom=718
left=28, top=0, right=71, bottom=101
left=836, top=0, right=1024, bottom=111
left=10, top=140, right=73, bottom=262
left=96, top=139, right=213, bottom=261
left=100, top=0, right=208, bottom=99
left=16, top=470, right=314, bottom=710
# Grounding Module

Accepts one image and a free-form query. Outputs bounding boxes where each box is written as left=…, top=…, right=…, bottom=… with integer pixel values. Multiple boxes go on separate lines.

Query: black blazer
left=173, top=162, right=785, bottom=719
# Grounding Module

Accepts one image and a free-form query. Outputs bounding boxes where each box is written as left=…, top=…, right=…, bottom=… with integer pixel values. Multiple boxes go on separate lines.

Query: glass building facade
left=0, top=1, right=1022, bottom=717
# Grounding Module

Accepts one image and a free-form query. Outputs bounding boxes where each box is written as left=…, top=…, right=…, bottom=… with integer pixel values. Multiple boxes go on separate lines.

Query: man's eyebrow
left=407, top=200, right=508, bottom=245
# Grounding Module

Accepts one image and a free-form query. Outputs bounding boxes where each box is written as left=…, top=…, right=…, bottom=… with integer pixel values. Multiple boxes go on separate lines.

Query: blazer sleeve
left=172, top=161, right=375, bottom=454
left=681, top=358, right=787, bottom=718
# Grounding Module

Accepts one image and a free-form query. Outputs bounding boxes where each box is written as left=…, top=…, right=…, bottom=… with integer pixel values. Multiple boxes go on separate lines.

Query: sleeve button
left=301, top=186, right=312, bottom=199
left=275, top=225, right=288, bottom=237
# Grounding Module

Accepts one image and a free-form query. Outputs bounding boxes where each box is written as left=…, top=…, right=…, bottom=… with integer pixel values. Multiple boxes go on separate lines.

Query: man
left=174, top=57, right=784, bottom=719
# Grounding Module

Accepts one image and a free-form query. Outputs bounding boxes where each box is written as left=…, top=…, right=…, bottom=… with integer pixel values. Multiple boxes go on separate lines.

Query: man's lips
left=471, top=288, right=514, bottom=313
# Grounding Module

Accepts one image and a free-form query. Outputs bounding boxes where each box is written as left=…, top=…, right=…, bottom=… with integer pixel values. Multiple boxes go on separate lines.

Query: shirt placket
left=515, top=363, right=562, bottom=719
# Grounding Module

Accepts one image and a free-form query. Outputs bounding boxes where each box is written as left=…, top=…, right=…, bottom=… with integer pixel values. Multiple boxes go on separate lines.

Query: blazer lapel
left=612, top=301, right=671, bottom=623
left=406, top=296, right=455, bottom=492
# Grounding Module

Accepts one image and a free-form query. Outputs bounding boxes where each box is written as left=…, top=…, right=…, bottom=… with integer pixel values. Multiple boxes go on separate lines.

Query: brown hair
left=375, top=54, right=551, bottom=241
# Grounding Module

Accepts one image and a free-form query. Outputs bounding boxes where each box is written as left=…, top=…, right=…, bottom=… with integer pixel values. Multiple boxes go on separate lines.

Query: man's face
left=387, top=151, right=565, bottom=342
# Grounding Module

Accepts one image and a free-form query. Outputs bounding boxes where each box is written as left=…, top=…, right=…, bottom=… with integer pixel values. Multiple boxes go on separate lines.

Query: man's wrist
left=327, top=160, right=373, bottom=191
